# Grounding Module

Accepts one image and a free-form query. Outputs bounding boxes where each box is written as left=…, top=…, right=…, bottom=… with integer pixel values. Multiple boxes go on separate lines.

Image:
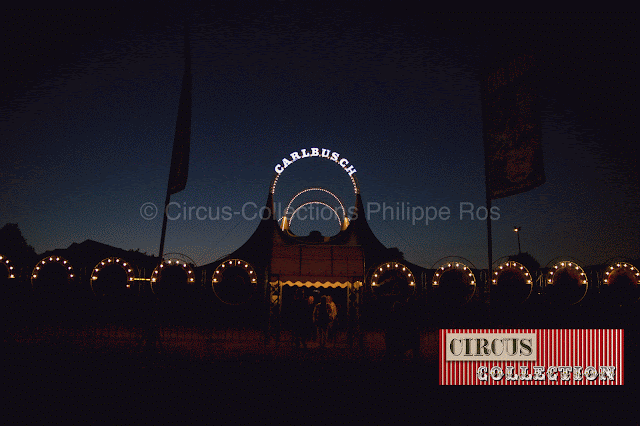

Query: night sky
left=1, top=7, right=637, bottom=269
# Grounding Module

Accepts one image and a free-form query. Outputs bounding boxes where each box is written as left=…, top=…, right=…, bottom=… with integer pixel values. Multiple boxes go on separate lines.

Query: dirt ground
left=4, top=326, right=635, bottom=423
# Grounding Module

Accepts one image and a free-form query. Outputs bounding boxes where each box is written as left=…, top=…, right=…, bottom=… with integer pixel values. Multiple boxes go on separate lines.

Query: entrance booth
left=268, top=244, right=364, bottom=343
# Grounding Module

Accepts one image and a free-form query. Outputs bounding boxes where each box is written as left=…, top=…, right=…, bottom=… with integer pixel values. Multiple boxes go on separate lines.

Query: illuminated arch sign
left=274, top=148, right=357, bottom=176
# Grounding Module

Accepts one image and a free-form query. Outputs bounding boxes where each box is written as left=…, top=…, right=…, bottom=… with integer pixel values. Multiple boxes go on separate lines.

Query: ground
left=4, top=326, right=636, bottom=423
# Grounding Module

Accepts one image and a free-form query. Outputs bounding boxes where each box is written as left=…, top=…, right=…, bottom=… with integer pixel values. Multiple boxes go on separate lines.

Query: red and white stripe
left=439, top=329, right=624, bottom=385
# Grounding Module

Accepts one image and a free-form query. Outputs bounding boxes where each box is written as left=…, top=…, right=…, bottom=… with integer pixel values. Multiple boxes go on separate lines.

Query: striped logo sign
left=439, top=329, right=623, bottom=385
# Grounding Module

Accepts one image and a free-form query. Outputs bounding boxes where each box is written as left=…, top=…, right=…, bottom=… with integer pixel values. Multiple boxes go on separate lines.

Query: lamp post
left=513, top=226, right=521, bottom=254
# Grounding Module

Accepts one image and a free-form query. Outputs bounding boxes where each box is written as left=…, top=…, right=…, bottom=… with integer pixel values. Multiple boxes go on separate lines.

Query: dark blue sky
left=1, top=7, right=637, bottom=269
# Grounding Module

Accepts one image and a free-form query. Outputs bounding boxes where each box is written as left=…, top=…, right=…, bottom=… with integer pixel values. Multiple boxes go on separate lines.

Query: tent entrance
left=267, top=278, right=362, bottom=345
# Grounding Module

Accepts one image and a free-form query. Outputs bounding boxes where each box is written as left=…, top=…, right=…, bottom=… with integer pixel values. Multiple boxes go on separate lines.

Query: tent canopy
left=270, top=280, right=362, bottom=289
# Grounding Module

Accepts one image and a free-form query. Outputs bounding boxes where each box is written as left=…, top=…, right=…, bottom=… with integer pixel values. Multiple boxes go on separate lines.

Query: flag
left=167, top=25, right=192, bottom=195
left=482, top=54, right=545, bottom=200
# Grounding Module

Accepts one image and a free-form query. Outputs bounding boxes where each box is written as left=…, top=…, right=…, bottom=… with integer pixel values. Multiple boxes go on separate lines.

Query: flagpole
left=485, top=190, right=493, bottom=304
left=158, top=189, right=171, bottom=264
left=157, top=21, right=191, bottom=266
left=481, top=71, right=493, bottom=311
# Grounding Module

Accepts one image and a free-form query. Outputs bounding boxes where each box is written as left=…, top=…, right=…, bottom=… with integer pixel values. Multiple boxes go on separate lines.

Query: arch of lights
left=602, top=262, right=639, bottom=301
left=212, top=259, right=257, bottom=305
left=546, top=260, right=588, bottom=305
left=90, top=257, right=136, bottom=294
left=371, top=261, right=415, bottom=287
left=431, top=259, right=477, bottom=305
left=0, top=254, right=15, bottom=279
left=31, top=256, right=75, bottom=286
left=283, top=188, right=347, bottom=222
left=150, top=259, right=195, bottom=292
left=492, top=260, right=533, bottom=302
left=547, top=260, right=587, bottom=285
left=603, top=262, right=639, bottom=285
left=432, top=261, right=477, bottom=288
left=163, top=252, right=197, bottom=266
left=283, top=201, right=343, bottom=229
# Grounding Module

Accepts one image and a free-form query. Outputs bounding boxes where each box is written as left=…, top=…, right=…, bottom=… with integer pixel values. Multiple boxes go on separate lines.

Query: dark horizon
left=10, top=232, right=640, bottom=273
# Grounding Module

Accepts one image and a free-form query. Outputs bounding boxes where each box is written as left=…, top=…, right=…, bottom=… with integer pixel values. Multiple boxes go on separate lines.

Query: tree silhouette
left=0, top=223, right=37, bottom=266
left=507, top=252, right=540, bottom=274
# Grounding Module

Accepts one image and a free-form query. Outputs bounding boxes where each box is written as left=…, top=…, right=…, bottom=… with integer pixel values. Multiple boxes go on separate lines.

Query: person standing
left=313, top=295, right=330, bottom=348
left=292, top=289, right=307, bottom=349
left=326, top=295, right=338, bottom=346
left=305, top=294, right=315, bottom=345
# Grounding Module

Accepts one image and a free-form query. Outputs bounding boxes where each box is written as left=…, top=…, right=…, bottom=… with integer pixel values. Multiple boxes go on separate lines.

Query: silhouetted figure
left=348, top=290, right=363, bottom=349
left=313, top=295, right=330, bottom=348
left=305, top=295, right=315, bottom=344
left=292, top=289, right=307, bottom=349
left=326, top=295, right=337, bottom=346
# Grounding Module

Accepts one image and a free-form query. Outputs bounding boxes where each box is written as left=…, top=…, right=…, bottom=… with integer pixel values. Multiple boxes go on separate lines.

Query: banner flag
left=167, top=25, right=192, bottom=195
left=482, top=55, right=545, bottom=200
